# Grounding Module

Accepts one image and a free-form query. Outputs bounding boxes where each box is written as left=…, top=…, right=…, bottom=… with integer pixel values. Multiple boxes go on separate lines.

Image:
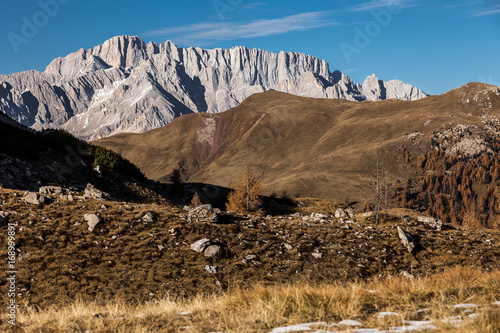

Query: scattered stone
left=401, top=271, right=415, bottom=280
left=204, top=265, right=217, bottom=274
left=187, top=204, right=220, bottom=223
left=84, top=184, right=108, bottom=200
left=377, top=311, right=400, bottom=318
left=338, top=320, right=363, bottom=326
left=39, top=186, right=62, bottom=195
left=190, top=238, right=211, bottom=253
left=311, top=252, right=323, bottom=259
left=291, top=212, right=303, bottom=218
left=362, top=211, right=374, bottom=217
left=204, top=245, right=222, bottom=257
left=417, top=216, right=443, bottom=231
left=142, top=211, right=156, bottom=223
left=335, top=209, right=347, bottom=218
left=245, top=254, right=257, bottom=260
left=310, top=212, right=327, bottom=221
left=283, top=243, right=294, bottom=251
left=397, top=226, right=416, bottom=253
left=84, top=214, right=102, bottom=232
left=157, top=245, right=164, bottom=251
left=183, top=205, right=191, bottom=211
left=346, top=207, right=355, bottom=218
left=24, top=192, right=48, bottom=205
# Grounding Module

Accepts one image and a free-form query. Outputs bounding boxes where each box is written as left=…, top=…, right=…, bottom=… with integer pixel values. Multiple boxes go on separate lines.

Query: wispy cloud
left=443, top=1, right=482, bottom=9
left=143, top=11, right=338, bottom=44
left=350, top=0, right=416, bottom=11
left=471, top=4, right=500, bottom=16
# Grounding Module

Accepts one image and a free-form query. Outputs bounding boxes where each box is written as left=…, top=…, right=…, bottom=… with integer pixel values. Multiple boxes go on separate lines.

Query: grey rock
left=39, top=186, right=63, bottom=195
left=335, top=209, right=347, bottom=218
left=142, top=211, right=156, bottom=223
left=187, top=204, right=220, bottom=223
left=190, top=238, right=211, bottom=253
left=0, top=36, right=427, bottom=141
left=24, top=192, right=48, bottom=205
left=84, top=184, right=108, bottom=199
left=204, top=265, right=217, bottom=274
left=417, top=216, right=443, bottom=231
left=397, top=226, right=415, bottom=253
left=204, top=245, right=222, bottom=258
left=84, top=213, right=102, bottom=232
left=311, top=252, right=323, bottom=259
left=245, top=254, right=257, bottom=260
left=310, top=212, right=327, bottom=221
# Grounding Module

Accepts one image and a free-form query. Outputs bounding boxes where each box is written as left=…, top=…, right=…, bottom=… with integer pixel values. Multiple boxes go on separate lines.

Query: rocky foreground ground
left=1, top=185, right=499, bottom=314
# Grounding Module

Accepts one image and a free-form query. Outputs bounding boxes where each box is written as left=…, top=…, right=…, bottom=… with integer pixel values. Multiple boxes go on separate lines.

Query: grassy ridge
left=95, top=83, right=500, bottom=202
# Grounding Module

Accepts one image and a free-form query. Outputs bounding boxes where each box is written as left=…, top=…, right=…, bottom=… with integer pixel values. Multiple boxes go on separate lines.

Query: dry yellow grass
left=11, top=267, right=500, bottom=332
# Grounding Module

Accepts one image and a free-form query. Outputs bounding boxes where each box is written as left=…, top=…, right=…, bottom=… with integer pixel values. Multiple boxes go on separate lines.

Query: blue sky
left=0, top=0, right=499, bottom=95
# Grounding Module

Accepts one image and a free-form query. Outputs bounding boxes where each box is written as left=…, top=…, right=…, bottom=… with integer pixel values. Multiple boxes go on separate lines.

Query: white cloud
left=350, top=0, right=416, bottom=11
left=143, top=11, right=338, bottom=44
left=471, top=4, right=500, bottom=16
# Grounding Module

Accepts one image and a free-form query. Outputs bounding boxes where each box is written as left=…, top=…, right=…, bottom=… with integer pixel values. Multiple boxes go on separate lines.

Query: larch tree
left=226, top=167, right=263, bottom=214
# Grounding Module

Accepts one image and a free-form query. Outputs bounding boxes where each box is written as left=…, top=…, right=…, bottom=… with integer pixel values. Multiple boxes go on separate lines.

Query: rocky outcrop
left=0, top=36, right=428, bottom=140
left=397, top=226, right=415, bottom=253
left=187, top=204, right=220, bottom=223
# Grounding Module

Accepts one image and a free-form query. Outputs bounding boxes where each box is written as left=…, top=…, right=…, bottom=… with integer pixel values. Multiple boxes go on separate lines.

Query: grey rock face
left=397, top=226, right=415, bottom=253
left=0, top=36, right=427, bottom=140
left=187, top=204, right=220, bottom=223
left=84, top=213, right=102, bottom=232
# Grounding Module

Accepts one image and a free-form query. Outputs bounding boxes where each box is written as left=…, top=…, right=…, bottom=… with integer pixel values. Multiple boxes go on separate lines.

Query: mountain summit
left=0, top=35, right=427, bottom=140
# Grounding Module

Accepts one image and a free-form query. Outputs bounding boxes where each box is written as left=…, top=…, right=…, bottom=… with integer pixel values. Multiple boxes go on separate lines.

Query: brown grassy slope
left=95, top=83, right=500, bottom=202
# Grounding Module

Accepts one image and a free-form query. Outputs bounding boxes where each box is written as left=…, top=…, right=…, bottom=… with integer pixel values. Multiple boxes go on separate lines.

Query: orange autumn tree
left=226, top=167, right=262, bottom=214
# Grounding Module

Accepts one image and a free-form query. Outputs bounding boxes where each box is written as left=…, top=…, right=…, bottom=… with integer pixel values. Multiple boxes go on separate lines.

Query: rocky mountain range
left=0, top=35, right=427, bottom=140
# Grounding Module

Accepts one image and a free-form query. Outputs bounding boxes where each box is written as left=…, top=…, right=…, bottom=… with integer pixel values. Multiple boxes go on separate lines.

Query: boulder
left=397, top=226, right=415, bottom=253
left=24, top=192, right=48, bottom=205
left=346, top=207, right=355, bottom=218
left=84, top=213, right=102, bottom=232
left=335, top=209, right=347, bottom=218
left=190, top=238, right=211, bottom=253
left=417, top=216, right=443, bottom=231
left=204, top=245, right=222, bottom=258
left=84, top=184, right=108, bottom=200
left=39, top=186, right=63, bottom=195
left=187, top=204, right=220, bottom=223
